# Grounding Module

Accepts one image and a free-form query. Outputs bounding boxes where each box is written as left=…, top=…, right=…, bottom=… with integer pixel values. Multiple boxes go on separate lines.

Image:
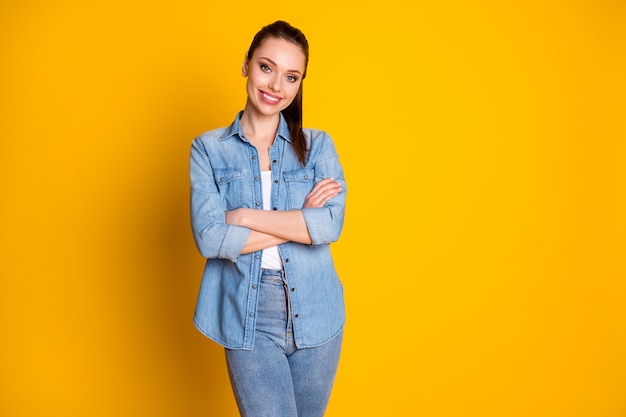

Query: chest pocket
left=214, top=168, right=243, bottom=210
left=283, top=168, right=315, bottom=210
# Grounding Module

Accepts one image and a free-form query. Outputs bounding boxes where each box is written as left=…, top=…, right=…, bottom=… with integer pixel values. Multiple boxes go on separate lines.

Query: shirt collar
left=219, top=111, right=292, bottom=143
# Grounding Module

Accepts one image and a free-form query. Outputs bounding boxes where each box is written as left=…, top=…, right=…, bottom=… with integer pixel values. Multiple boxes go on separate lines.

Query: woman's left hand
left=303, top=178, right=342, bottom=208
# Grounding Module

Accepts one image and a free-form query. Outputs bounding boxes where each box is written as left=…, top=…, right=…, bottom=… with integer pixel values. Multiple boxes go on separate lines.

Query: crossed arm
left=225, top=178, right=342, bottom=254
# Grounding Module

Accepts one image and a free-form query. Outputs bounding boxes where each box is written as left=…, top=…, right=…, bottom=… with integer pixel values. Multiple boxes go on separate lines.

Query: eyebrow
left=258, top=57, right=302, bottom=75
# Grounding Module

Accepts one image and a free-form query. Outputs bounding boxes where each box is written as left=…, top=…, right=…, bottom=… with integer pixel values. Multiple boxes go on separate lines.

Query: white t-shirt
left=260, top=170, right=283, bottom=270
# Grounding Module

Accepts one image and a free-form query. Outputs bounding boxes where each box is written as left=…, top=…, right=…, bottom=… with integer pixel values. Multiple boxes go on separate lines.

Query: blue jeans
left=225, top=269, right=343, bottom=417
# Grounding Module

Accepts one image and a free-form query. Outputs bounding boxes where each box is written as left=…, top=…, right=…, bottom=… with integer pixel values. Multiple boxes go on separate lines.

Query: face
left=242, top=37, right=306, bottom=118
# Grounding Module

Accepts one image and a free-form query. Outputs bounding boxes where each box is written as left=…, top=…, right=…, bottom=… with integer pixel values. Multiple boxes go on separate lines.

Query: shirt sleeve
left=190, top=138, right=250, bottom=262
left=301, top=132, right=347, bottom=246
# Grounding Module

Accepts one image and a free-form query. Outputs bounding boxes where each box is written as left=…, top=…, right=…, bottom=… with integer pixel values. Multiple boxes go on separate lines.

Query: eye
left=260, top=64, right=271, bottom=73
left=286, top=75, right=298, bottom=83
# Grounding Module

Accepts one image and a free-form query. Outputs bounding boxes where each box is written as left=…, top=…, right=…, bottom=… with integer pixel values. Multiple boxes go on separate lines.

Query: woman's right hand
left=303, top=178, right=342, bottom=209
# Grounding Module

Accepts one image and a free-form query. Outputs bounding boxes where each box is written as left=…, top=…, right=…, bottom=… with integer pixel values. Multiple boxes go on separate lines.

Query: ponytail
left=282, top=84, right=307, bottom=165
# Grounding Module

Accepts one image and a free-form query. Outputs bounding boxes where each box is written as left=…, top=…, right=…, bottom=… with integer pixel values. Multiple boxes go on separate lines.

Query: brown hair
left=247, top=21, right=309, bottom=165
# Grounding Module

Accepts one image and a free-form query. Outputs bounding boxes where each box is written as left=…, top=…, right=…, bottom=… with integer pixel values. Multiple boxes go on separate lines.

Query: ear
left=241, top=54, right=249, bottom=77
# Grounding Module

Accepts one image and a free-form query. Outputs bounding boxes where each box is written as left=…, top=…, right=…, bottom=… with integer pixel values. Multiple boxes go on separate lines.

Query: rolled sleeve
left=300, top=131, right=347, bottom=246
left=190, top=138, right=249, bottom=262
left=302, top=207, right=334, bottom=245
left=218, top=224, right=250, bottom=261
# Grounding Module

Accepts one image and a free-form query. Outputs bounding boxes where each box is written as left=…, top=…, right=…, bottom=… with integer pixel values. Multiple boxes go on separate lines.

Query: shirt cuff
left=301, top=207, right=332, bottom=245
left=219, top=225, right=250, bottom=261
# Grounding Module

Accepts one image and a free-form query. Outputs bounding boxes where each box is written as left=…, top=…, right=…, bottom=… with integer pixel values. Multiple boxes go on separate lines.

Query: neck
left=240, top=107, right=280, bottom=144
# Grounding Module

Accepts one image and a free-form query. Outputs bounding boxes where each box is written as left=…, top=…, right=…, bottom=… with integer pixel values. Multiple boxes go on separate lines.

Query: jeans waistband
left=261, top=268, right=284, bottom=279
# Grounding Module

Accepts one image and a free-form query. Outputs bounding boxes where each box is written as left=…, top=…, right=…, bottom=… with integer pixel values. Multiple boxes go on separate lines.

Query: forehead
left=251, top=37, right=306, bottom=71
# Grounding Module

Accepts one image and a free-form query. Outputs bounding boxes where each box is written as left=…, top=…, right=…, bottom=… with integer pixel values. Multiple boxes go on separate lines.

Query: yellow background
left=1, top=1, right=625, bottom=416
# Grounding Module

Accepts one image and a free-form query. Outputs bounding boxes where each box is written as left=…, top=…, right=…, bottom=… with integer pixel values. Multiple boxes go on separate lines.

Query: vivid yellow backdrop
left=1, top=1, right=625, bottom=416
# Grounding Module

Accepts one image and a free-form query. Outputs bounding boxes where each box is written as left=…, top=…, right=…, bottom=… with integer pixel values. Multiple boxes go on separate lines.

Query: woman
left=189, top=20, right=347, bottom=417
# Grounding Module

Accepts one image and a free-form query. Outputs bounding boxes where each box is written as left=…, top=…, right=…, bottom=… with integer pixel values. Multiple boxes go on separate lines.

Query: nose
left=268, top=75, right=281, bottom=92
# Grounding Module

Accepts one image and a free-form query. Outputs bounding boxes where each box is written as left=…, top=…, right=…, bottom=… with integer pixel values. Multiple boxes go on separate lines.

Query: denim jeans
left=225, top=269, right=343, bottom=417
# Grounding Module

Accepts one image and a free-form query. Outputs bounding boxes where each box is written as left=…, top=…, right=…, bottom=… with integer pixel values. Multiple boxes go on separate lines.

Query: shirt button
left=252, top=155, right=257, bottom=159
left=274, top=179, right=279, bottom=184
left=252, top=284, right=257, bottom=289
left=255, top=176, right=259, bottom=181
left=272, top=159, right=277, bottom=163
left=273, top=207, right=277, bottom=211
left=255, top=201, right=260, bottom=206
left=285, top=258, right=289, bottom=263
left=249, top=313, right=254, bottom=317
left=291, top=287, right=295, bottom=292
left=219, top=177, right=225, bottom=182
left=294, top=314, right=299, bottom=318
left=304, top=175, right=308, bottom=179
left=255, top=255, right=260, bottom=259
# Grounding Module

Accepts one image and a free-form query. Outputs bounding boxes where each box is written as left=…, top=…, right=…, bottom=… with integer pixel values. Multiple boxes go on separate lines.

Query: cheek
left=245, top=78, right=254, bottom=95
left=287, top=82, right=302, bottom=98
left=247, top=69, right=265, bottom=85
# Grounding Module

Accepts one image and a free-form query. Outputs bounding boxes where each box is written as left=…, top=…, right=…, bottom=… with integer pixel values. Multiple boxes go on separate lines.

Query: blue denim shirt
left=190, top=112, right=346, bottom=350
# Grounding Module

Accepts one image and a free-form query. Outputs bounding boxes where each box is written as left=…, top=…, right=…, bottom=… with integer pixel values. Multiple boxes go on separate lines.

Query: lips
left=259, top=90, right=282, bottom=105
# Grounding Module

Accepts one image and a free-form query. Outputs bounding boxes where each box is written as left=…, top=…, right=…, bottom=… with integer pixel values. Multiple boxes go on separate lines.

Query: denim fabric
left=190, top=112, right=347, bottom=350
left=225, top=269, right=343, bottom=417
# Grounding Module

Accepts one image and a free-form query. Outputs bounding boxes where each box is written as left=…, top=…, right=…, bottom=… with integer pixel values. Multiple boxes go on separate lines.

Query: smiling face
left=242, top=37, right=306, bottom=119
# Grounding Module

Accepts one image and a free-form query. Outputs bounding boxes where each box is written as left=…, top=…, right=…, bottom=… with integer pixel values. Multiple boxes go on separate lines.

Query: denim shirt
left=190, top=112, right=346, bottom=350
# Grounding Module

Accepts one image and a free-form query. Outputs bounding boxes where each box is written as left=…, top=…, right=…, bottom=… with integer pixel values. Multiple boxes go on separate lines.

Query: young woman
left=189, top=21, right=347, bottom=417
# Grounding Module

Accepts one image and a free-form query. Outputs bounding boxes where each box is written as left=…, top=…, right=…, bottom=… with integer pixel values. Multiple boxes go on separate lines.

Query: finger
left=318, top=189, right=341, bottom=205
left=310, top=179, right=341, bottom=197
left=309, top=178, right=335, bottom=195
left=306, top=189, right=338, bottom=207
left=305, top=186, right=341, bottom=208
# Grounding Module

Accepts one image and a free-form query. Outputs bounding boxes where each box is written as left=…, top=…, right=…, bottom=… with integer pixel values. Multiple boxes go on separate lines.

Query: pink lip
left=259, top=90, right=282, bottom=105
